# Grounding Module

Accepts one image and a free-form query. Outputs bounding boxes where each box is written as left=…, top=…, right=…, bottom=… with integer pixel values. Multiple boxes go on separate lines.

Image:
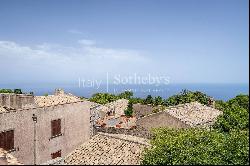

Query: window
left=0, top=130, right=14, bottom=151
left=51, top=119, right=61, bottom=137
left=51, top=150, right=61, bottom=159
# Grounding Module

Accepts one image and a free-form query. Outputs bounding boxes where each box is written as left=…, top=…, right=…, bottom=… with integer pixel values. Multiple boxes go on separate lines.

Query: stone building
left=0, top=89, right=94, bottom=165
left=136, top=101, right=222, bottom=131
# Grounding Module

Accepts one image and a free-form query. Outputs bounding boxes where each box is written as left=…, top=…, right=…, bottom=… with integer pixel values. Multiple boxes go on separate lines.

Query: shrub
left=144, top=95, right=153, bottom=105
left=164, top=90, right=212, bottom=106
left=153, top=96, right=164, bottom=106
left=129, top=97, right=144, bottom=104
left=142, top=128, right=249, bottom=165
left=14, top=89, right=22, bottom=94
left=0, top=89, right=13, bottom=93
left=89, top=93, right=118, bottom=104
left=118, top=91, right=133, bottom=99
left=227, top=94, right=249, bottom=111
left=214, top=95, right=249, bottom=132
left=89, top=91, right=135, bottom=104
left=124, top=101, right=133, bottom=117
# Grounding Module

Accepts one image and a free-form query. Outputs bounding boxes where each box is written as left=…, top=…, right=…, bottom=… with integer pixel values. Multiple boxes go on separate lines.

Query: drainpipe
left=32, top=114, right=37, bottom=165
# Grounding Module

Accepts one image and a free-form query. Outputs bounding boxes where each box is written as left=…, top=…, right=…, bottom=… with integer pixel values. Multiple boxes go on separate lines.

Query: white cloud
left=68, top=29, right=84, bottom=35
left=0, top=40, right=150, bottom=83
left=78, top=39, right=96, bottom=46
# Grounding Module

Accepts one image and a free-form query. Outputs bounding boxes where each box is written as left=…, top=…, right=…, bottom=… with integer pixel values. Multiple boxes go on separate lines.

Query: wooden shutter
left=51, top=119, right=61, bottom=137
left=0, top=132, right=5, bottom=149
left=56, top=119, right=61, bottom=136
left=0, top=130, right=14, bottom=151
left=51, top=150, right=61, bottom=159
left=6, top=130, right=14, bottom=151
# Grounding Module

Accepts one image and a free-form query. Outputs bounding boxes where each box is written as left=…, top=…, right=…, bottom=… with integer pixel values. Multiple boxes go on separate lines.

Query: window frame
left=51, top=150, right=62, bottom=159
left=51, top=119, right=62, bottom=139
left=0, top=129, right=15, bottom=152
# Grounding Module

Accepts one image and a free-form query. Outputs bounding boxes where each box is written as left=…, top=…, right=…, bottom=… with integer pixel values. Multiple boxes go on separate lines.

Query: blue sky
left=0, top=0, right=249, bottom=84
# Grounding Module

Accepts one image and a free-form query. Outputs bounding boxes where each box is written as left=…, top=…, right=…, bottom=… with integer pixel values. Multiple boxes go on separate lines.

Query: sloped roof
left=64, top=133, right=149, bottom=165
left=0, top=148, right=23, bottom=165
left=166, top=102, right=222, bottom=127
left=34, top=93, right=82, bottom=107
left=0, top=106, right=8, bottom=113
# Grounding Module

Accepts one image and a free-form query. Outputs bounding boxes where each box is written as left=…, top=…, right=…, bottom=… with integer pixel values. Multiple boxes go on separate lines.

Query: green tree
left=142, top=128, right=249, bottom=165
left=118, top=91, right=133, bottom=99
left=163, top=90, right=212, bottom=106
left=227, top=94, right=249, bottom=111
left=14, top=89, right=22, bottom=94
left=89, top=93, right=118, bottom=104
left=154, top=96, right=163, bottom=106
left=144, top=95, right=153, bottom=105
left=124, top=101, right=133, bottom=117
left=129, top=97, right=144, bottom=104
left=0, top=89, right=13, bottom=93
left=214, top=95, right=249, bottom=132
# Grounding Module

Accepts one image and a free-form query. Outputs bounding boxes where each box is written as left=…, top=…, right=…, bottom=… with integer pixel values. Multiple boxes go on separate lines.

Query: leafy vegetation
left=118, top=91, right=133, bottom=100
left=129, top=97, right=144, bottom=104
left=14, top=89, right=22, bottom=94
left=124, top=101, right=133, bottom=117
left=142, top=128, right=249, bottom=165
left=88, top=89, right=213, bottom=107
left=164, top=89, right=212, bottom=106
left=142, top=94, right=249, bottom=165
left=153, top=96, right=164, bottom=106
left=0, top=89, right=23, bottom=94
left=227, top=94, right=249, bottom=110
left=144, top=95, right=154, bottom=105
left=89, top=91, right=133, bottom=104
left=0, top=89, right=13, bottom=93
left=89, top=93, right=118, bottom=104
left=214, top=94, right=249, bottom=132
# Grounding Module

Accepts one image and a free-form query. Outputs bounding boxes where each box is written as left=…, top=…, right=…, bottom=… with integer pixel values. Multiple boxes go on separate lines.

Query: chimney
left=54, top=88, right=65, bottom=96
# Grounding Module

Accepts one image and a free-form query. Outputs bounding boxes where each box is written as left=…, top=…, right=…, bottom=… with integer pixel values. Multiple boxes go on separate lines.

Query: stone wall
left=0, top=101, right=92, bottom=165
left=94, top=125, right=151, bottom=139
left=137, top=111, right=190, bottom=131
left=133, top=104, right=154, bottom=119
left=0, top=93, right=35, bottom=109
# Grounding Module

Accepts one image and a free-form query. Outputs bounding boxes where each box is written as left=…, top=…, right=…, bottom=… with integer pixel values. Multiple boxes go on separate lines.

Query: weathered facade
left=137, top=111, right=189, bottom=130
left=0, top=90, right=94, bottom=165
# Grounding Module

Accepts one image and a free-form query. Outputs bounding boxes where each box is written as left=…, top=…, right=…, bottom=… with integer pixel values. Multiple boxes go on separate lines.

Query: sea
left=0, top=83, right=248, bottom=101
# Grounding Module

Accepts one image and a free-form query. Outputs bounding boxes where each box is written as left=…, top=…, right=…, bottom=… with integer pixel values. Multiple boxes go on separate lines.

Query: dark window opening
left=51, top=150, right=61, bottom=159
left=0, top=130, right=14, bottom=151
left=51, top=119, right=61, bottom=138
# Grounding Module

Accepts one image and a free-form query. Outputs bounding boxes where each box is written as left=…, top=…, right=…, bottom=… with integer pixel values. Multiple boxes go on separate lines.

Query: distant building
left=0, top=89, right=95, bottom=165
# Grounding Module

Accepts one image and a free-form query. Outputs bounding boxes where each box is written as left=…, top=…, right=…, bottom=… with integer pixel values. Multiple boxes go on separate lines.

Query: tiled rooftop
left=0, top=106, right=8, bottom=113
left=64, top=133, right=149, bottom=165
left=0, top=148, right=23, bottom=165
left=34, top=93, right=82, bottom=107
left=166, top=102, right=222, bottom=127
